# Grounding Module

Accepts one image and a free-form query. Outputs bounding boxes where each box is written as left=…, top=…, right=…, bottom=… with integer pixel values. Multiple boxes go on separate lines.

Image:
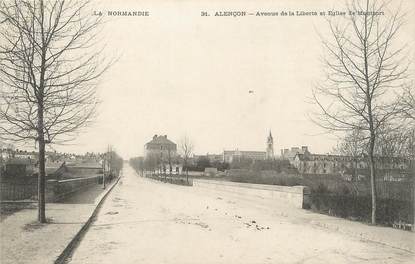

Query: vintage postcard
left=0, top=0, right=414, bottom=263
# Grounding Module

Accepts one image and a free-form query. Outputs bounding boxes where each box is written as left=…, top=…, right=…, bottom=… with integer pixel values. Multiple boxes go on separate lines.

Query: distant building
left=223, top=150, right=266, bottom=163
left=207, top=154, right=223, bottom=163
left=144, top=134, right=177, bottom=158
left=266, top=131, right=274, bottom=160
left=281, top=146, right=310, bottom=161
left=191, top=131, right=276, bottom=164
left=14, top=150, right=38, bottom=161
left=144, top=135, right=181, bottom=174
left=292, top=152, right=411, bottom=180
left=193, top=154, right=223, bottom=164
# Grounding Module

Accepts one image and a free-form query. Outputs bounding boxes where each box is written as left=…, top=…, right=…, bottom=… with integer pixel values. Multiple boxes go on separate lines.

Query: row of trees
left=130, top=136, right=195, bottom=182
left=311, top=0, right=414, bottom=224
left=131, top=153, right=295, bottom=176
left=184, top=156, right=229, bottom=172
left=104, top=146, right=123, bottom=179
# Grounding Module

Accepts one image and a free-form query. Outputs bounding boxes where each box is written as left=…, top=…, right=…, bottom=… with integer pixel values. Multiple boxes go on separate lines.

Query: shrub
left=309, top=194, right=413, bottom=226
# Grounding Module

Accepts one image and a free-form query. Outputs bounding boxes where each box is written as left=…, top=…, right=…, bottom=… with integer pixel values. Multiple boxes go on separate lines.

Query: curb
left=309, top=220, right=415, bottom=254
left=54, top=177, right=121, bottom=264
left=0, top=200, right=37, bottom=203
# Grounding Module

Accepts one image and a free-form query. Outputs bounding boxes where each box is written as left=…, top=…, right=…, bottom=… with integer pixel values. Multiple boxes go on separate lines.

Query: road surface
left=69, top=164, right=415, bottom=264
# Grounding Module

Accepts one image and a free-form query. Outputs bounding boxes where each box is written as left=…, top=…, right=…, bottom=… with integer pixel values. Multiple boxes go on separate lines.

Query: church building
left=266, top=130, right=275, bottom=160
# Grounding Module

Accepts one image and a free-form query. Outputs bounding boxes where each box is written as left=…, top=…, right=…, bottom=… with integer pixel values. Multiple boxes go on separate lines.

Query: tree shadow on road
left=0, top=202, right=36, bottom=222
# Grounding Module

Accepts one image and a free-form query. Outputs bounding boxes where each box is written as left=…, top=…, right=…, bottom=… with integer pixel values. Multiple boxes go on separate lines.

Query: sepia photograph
left=0, top=0, right=414, bottom=263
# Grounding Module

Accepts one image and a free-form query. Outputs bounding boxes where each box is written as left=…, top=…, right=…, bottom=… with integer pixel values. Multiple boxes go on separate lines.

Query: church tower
left=266, top=130, right=274, bottom=160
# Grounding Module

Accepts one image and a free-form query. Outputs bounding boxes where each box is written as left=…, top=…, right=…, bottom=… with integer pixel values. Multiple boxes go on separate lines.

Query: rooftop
left=145, top=135, right=176, bottom=146
left=295, top=153, right=410, bottom=163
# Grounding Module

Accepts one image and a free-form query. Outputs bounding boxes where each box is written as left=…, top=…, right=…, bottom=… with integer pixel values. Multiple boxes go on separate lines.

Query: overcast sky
left=29, top=0, right=415, bottom=158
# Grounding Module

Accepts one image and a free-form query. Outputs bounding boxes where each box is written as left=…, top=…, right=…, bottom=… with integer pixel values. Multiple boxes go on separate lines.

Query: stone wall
left=193, top=179, right=310, bottom=208
left=45, top=176, right=101, bottom=202
left=65, top=166, right=102, bottom=177
left=1, top=171, right=102, bottom=201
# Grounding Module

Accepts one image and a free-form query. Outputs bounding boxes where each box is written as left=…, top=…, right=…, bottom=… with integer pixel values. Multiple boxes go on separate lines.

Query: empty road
left=68, top=164, right=415, bottom=264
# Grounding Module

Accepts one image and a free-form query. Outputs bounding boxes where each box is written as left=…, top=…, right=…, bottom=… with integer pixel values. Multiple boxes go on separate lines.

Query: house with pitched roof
left=144, top=134, right=177, bottom=158
left=144, top=135, right=182, bottom=174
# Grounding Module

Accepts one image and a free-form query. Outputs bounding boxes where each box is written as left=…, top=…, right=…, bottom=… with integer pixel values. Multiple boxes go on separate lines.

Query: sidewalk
left=0, top=180, right=118, bottom=264
left=195, top=185, right=415, bottom=254
left=308, top=211, right=415, bottom=253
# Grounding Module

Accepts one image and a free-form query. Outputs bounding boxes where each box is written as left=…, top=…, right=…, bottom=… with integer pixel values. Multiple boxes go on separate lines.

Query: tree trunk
left=38, top=4, right=47, bottom=223
left=353, top=159, right=358, bottom=182
left=368, top=133, right=377, bottom=225
left=37, top=106, right=46, bottom=223
left=184, top=160, right=189, bottom=184
left=170, top=165, right=172, bottom=183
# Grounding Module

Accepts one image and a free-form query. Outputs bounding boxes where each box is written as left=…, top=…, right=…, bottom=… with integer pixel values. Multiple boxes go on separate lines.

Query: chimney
left=301, top=146, right=308, bottom=152
left=164, top=135, right=167, bottom=138
left=153, top=134, right=157, bottom=140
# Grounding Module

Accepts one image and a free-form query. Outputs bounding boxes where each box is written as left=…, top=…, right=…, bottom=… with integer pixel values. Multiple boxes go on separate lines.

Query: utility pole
left=102, top=154, right=106, bottom=189
left=103, top=145, right=109, bottom=189
left=108, top=145, right=110, bottom=180
left=109, top=145, right=113, bottom=179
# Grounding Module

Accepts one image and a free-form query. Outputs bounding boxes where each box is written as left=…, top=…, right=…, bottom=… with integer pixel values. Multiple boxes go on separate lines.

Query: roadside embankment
left=193, top=179, right=415, bottom=253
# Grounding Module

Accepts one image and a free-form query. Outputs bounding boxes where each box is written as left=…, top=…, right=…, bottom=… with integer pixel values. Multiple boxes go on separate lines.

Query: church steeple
left=266, top=130, right=274, bottom=159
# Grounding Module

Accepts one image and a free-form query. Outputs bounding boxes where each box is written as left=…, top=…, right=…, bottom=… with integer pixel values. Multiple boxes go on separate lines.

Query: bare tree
left=130, top=156, right=145, bottom=176
left=0, top=0, right=110, bottom=223
left=401, top=86, right=415, bottom=120
left=333, top=129, right=366, bottom=179
left=335, top=125, right=413, bottom=179
left=376, top=124, right=414, bottom=159
left=144, top=154, right=157, bottom=175
left=311, top=0, right=410, bottom=224
left=167, top=146, right=174, bottom=183
left=179, top=136, right=193, bottom=184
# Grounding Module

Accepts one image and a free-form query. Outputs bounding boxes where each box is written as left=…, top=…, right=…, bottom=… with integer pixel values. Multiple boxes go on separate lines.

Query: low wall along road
left=193, top=179, right=311, bottom=209
left=1, top=163, right=105, bottom=201
left=46, top=175, right=102, bottom=202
